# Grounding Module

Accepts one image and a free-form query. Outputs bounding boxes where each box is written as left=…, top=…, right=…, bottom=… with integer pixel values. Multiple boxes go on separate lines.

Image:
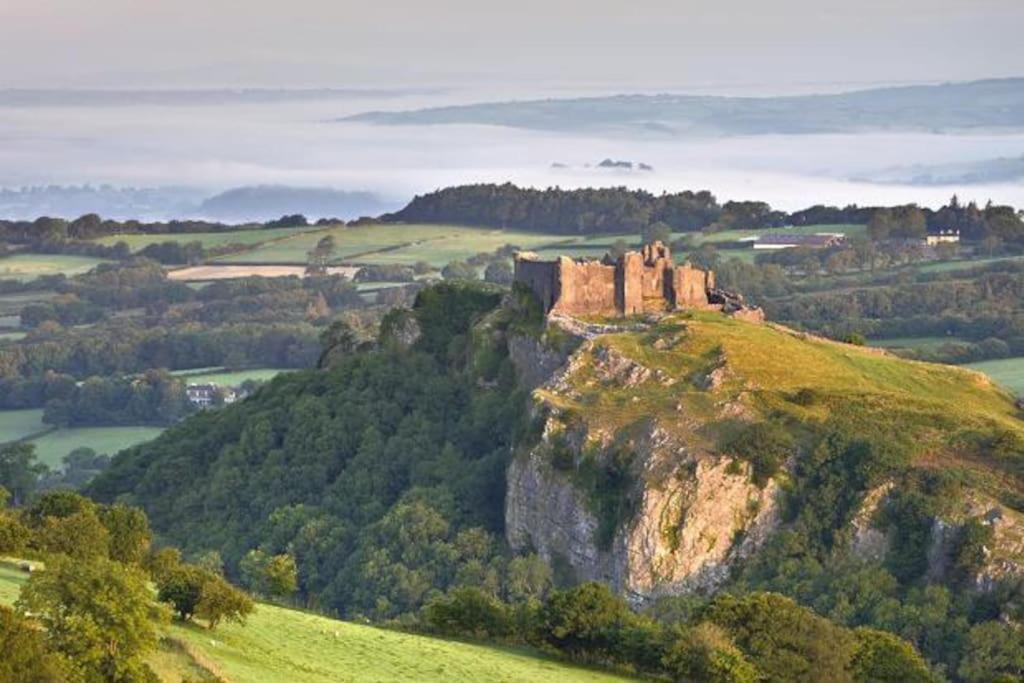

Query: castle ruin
left=514, top=241, right=722, bottom=317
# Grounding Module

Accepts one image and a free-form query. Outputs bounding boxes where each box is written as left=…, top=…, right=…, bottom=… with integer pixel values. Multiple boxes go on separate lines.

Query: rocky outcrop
left=850, top=482, right=894, bottom=563
left=508, top=334, right=574, bottom=392
left=506, top=415, right=780, bottom=601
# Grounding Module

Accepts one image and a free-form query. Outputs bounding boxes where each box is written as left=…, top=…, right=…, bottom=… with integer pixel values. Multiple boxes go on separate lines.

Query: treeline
left=419, top=583, right=937, bottom=682
left=385, top=183, right=1024, bottom=243
left=0, top=212, right=315, bottom=244
left=42, top=370, right=194, bottom=427
left=0, top=322, right=319, bottom=383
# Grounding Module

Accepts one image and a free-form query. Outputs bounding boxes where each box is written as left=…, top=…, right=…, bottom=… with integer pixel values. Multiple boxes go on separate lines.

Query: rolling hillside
left=0, top=563, right=632, bottom=683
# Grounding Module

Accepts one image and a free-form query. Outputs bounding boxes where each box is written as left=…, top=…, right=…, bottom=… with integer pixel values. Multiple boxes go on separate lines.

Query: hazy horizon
left=2, top=1, right=1022, bottom=90
left=2, top=1, right=1023, bottom=220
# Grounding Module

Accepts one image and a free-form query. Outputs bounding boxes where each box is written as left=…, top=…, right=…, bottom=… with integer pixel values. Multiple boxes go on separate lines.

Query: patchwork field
left=167, top=264, right=358, bottom=281
left=215, top=223, right=569, bottom=266
left=171, top=367, right=291, bottom=386
left=26, top=426, right=165, bottom=468
left=0, top=566, right=632, bottom=683
left=0, top=254, right=109, bottom=281
left=92, top=226, right=318, bottom=251
left=966, top=357, right=1024, bottom=394
left=0, top=408, right=48, bottom=443
left=870, top=336, right=967, bottom=350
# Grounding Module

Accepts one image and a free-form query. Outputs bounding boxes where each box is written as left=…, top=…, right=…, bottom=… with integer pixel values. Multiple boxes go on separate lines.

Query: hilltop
left=507, top=309, right=1024, bottom=598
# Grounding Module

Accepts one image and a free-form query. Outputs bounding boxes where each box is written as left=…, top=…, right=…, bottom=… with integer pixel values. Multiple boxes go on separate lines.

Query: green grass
left=0, top=409, right=48, bottom=443
left=0, top=563, right=28, bottom=605
left=912, top=254, right=1024, bottom=274
left=27, top=426, right=165, bottom=468
left=870, top=336, right=967, bottom=350
left=216, top=224, right=569, bottom=266
left=0, top=290, right=57, bottom=315
left=0, top=254, right=109, bottom=281
left=171, top=367, right=290, bottom=386
left=0, top=331, right=25, bottom=341
left=92, top=227, right=318, bottom=252
left=169, top=602, right=632, bottom=683
left=966, top=357, right=1024, bottom=394
left=0, top=564, right=632, bottom=683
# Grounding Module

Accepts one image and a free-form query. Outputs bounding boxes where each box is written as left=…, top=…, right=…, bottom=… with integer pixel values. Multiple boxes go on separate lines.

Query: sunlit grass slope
left=0, top=564, right=631, bottom=682
left=538, top=311, right=1024, bottom=498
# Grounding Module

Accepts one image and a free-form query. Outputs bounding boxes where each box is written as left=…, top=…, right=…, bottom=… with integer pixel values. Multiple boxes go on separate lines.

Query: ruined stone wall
left=617, top=253, right=644, bottom=316
left=672, top=263, right=711, bottom=309
left=551, top=257, right=618, bottom=317
left=515, top=257, right=560, bottom=313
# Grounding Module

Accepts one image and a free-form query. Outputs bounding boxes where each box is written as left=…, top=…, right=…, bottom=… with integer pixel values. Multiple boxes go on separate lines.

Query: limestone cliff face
left=505, top=319, right=781, bottom=601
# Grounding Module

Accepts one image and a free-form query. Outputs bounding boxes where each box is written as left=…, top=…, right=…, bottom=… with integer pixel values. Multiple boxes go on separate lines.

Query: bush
left=724, top=420, right=795, bottom=485
left=851, top=628, right=940, bottom=682
left=662, top=622, right=760, bottom=683
left=423, top=587, right=512, bottom=639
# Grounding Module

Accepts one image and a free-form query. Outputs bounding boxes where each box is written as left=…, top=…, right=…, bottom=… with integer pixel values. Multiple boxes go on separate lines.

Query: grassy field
left=0, top=408, right=48, bottom=442
left=92, top=227, right=317, bottom=251
left=0, top=254, right=109, bottom=281
left=870, top=336, right=967, bottom=350
left=27, top=426, right=165, bottom=468
left=0, top=564, right=632, bottom=683
left=0, top=290, right=57, bottom=315
left=913, top=254, right=1024, bottom=274
left=171, top=367, right=290, bottom=386
left=966, top=357, right=1024, bottom=394
left=216, top=224, right=568, bottom=266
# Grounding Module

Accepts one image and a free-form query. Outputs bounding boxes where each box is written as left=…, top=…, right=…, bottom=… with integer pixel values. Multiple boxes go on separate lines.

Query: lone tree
left=306, top=235, right=337, bottom=276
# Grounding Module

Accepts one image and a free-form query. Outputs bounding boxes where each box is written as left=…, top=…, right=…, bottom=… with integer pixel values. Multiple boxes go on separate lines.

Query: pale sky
left=0, top=0, right=1022, bottom=91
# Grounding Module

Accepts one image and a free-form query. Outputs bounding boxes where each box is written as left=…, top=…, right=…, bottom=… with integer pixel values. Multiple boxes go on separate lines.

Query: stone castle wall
left=515, top=242, right=713, bottom=317
left=552, top=257, right=619, bottom=317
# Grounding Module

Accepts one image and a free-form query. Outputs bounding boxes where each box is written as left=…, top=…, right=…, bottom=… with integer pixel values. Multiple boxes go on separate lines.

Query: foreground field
left=967, top=357, right=1024, bottom=394
left=0, top=565, right=631, bottom=683
left=0, top=253, right=109, bottom=281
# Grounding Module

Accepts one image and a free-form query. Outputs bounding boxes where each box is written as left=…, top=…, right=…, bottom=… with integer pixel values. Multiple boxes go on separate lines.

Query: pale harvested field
left=167, top=264, right=360, bottom=281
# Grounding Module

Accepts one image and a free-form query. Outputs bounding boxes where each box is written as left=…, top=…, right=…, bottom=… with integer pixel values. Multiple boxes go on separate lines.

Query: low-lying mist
left=1, top=88, right=1022, bottom=220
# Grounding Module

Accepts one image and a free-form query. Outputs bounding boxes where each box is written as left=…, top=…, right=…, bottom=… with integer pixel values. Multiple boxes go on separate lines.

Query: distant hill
left=344, top=78, right=1024, bottom=136
left=196, top=185, right=395, bottom=222
left=860, top=154, right=1024, bottom=186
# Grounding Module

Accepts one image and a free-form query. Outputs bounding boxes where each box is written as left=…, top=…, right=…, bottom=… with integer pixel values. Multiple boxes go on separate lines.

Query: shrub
left=725, top=420, right=795, bottom=485
left=663, top=622, right=760, bottom=683
left=423, top=587, right=512, bottom=639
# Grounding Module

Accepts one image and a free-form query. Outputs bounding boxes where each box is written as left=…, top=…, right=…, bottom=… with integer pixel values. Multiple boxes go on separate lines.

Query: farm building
left=186, top=383, right=237, bottom=408
left=751, top=233, right=847, bottom=250
left=925, top=229, right=960, bottom=245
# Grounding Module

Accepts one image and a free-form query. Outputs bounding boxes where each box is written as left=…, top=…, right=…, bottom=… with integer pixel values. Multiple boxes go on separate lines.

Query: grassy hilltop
left=541, top=311, right=1024, bottom=505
